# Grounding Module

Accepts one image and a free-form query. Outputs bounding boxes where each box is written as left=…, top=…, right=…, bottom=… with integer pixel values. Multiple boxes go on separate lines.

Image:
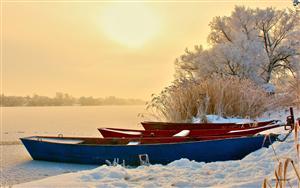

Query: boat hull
left=20, top=135, right=277, bottom=166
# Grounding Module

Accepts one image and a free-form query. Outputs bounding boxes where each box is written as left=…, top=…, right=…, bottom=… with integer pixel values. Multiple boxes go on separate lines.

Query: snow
left=173, top=130, right=190, bottom=137
left=15, top=131, right=299, bottom=188
left=192, top=114, right=274, bottom=124
left=127, top=142, right=140, bottom=145
left=262, top=83, right=275, bottom=93
left=206, top=115, right=254, bottom=123
left=28, top=137, right=84, bottom=144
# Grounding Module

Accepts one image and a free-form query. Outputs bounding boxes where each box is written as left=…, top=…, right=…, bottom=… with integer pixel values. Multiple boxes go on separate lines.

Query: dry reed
left=262, top=121, right=300, bottom=188
left=272, top=78, right=300, bottom=108
left=287, top=78, right=300, bottom=107
left=146, top=76, right=272, bottom=122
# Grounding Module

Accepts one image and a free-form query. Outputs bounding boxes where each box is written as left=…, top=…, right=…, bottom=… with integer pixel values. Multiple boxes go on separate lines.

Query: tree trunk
left=265, top=65, right=272, bottom=83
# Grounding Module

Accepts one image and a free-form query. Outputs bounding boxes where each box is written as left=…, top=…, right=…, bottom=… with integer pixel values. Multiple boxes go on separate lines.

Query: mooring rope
left=276, top=130, right=293, bottom=142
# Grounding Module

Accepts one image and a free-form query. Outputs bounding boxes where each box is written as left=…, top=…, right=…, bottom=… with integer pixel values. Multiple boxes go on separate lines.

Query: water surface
left=1, top=106, right=145, bottom=186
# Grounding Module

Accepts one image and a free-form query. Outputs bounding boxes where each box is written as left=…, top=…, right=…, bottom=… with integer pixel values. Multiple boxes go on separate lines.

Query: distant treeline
left=0, top=93, right=145, bottom=107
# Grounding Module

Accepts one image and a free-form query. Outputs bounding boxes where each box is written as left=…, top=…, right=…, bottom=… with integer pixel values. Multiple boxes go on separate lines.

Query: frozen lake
left=1, top=106, right=145, bottom=187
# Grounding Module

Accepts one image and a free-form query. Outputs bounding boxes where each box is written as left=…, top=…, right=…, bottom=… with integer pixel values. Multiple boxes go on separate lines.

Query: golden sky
left=2, top=1, right=292, bottom=100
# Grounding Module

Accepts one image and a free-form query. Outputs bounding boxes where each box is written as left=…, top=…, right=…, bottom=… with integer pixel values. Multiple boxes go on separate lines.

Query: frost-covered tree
left=176, top=6, right=300, bottom=85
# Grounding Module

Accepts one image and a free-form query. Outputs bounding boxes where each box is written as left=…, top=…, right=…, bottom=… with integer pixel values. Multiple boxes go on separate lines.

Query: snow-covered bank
left=15, top=131, right=299, bottom=188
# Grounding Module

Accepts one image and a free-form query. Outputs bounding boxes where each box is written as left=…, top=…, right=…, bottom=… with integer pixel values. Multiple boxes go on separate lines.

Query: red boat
left=141, top=120, right=277, bottom=130
left=98, top=121, right=283, bottom=138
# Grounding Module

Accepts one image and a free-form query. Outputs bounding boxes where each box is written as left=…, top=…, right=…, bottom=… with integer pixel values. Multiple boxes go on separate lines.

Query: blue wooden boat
left=20, top=134, right=278, bottom=166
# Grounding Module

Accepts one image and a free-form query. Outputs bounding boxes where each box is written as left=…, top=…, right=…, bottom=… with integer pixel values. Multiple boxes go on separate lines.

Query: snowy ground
left=14, top=109, right=300, bottom=188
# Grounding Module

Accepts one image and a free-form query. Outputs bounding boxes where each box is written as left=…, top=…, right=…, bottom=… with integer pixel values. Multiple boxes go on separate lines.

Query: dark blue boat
left=20, top=134, right=277, bottom=166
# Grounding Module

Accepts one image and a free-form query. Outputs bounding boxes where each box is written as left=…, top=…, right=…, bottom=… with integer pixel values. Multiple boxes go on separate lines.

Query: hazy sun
left=101, top=4, right=160, bottom=48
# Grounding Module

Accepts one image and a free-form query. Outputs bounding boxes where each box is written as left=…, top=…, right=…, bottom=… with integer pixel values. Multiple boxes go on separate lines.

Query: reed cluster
left=288, top=78, right=300, bottom=107
left=146, top=76, right=271, bottom=122
left=262, top=122, right=300, bottom=188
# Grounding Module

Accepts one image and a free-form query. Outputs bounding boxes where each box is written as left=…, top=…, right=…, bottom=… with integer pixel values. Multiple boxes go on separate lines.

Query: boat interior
left=23, top=134, right=252, bottom=145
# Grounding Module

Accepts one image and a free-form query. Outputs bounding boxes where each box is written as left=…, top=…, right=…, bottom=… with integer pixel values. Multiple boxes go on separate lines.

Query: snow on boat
left=141, top=120, right=277, bottom=130
left=20, top=134, right=278, bottom=166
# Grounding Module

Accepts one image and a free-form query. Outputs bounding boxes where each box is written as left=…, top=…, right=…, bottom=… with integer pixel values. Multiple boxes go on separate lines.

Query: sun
left=101, top=4, right=160, bottom=48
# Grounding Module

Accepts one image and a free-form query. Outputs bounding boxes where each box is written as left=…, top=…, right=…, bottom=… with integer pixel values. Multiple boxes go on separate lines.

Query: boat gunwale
left=141, top=120, right=276, bottom=125
left=20, top=134, right=279, bottom=147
